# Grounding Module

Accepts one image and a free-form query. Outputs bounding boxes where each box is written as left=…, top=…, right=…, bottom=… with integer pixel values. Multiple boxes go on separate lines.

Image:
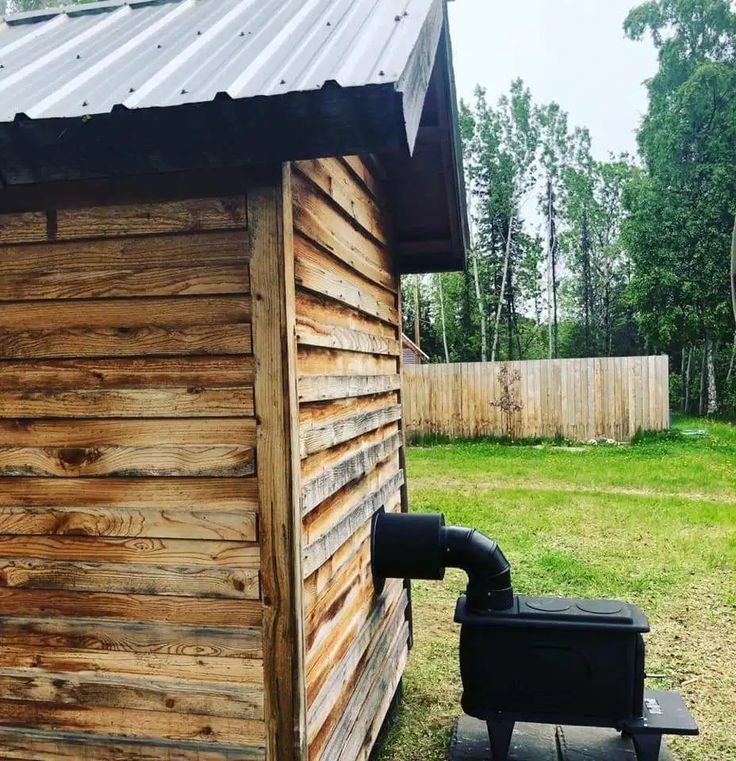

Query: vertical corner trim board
left=0, top=187, right=268, bottom=757
left=292, top=156, right=411, bottom=761
left=249, top=165, right=309, bottom=761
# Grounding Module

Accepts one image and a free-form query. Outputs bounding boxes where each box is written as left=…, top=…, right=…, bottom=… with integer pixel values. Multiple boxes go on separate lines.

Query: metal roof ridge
left=5, top=0, right=182, bottom=25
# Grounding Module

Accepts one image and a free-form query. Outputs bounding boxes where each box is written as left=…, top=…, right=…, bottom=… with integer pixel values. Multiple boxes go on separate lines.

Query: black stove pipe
left=371, top=512, right=514, bottom=612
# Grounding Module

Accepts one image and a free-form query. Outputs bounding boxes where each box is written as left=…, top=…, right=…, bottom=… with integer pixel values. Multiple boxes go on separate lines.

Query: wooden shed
left=0, top=1, right=467, bottom=760
left=402, top=334, right=430, bottom=366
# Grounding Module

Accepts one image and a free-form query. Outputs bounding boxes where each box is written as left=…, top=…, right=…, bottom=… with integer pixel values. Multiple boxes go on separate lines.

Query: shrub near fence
left=402, top=356, right=670, bottom=442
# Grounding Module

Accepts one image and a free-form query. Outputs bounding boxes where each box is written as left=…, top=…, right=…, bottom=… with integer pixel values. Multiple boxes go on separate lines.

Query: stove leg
left=486, top=719, right=515, bottom=761
left=632, top=733, right=662, bottom=761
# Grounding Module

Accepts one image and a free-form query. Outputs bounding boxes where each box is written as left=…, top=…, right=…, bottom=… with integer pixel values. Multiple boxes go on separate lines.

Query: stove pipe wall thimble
left=371, top=510, right=514, bottom=612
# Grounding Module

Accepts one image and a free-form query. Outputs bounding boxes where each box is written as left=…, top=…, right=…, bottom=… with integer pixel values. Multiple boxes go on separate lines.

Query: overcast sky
left=447, top=0, right=660, bottom=161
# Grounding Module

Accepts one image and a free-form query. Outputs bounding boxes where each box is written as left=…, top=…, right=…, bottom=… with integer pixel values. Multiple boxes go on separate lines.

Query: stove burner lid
left=455, top=594, right=650, bottom=633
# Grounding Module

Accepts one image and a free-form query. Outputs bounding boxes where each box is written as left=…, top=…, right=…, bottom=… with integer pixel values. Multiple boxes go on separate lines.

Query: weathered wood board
left=0, top=190, right=265, bottom=756
left=291, top=157, right=411, bottom=761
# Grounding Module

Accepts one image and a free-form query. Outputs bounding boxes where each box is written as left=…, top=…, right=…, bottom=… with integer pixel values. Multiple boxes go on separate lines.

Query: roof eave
left=0, top=83, right=407, bottom=187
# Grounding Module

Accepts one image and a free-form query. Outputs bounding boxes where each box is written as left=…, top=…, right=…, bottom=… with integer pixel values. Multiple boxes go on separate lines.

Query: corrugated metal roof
left=0, top=0, right=437, bottom=122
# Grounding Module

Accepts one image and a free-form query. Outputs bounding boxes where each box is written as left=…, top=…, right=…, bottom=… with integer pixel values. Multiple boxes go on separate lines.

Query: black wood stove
left=372, top=511, right=698, bottom=761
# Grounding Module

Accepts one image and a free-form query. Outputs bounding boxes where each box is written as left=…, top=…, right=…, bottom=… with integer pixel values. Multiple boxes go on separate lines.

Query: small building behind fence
left=402, top=334, right=430, bottom=366
left=403, top=356, right=670, bottom=442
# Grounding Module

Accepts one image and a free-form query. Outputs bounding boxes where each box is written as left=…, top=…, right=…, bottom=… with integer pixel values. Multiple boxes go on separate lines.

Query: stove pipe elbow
left=371, top=512, right=514, bottom=612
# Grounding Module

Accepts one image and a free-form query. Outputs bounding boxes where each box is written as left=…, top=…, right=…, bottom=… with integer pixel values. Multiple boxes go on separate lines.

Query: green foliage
left=622, top=0, right=736, bottom=417
left=405, top=81, right=637, bottom=365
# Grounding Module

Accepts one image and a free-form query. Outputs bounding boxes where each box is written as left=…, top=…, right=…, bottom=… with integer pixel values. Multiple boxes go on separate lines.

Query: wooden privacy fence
left=403, top=356, right=670, bottom=442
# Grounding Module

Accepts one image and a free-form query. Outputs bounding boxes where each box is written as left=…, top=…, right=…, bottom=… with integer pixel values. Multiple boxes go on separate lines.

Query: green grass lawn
left=378, top=417, right=736, bottom=761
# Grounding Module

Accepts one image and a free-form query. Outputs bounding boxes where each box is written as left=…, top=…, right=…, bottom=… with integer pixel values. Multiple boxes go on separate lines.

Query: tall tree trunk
left=491, top=216, right=514, bottom=363
left=437, top=274, right=450, bottom=364
left=471, top=251, right=488, bottom=361
left=684, top=344, right=693, bottom=413
left=698, top=343, right=707, bottom=417
left=546, top=178, right=555, bottom=359
left=507, top=258, right=514, bottom=361
left=726, top=216, right=736, bottom=386
left=0, top=2, right=7, bottom=18
left=706, top=336, right=718, bottom=416
left=413, top=275, right=421, bottom=350
left=731, top=214, right=736, bottom=331
left=581, top=206, right=593, bottom=356
left=729, top=215, right=736, bottom=382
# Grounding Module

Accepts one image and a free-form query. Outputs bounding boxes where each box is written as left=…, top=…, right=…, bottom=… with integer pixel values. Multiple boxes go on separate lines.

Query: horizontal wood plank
left=0, top=229, right=248, bottom=275
left=0, top=729, right=265, bottom=760
left=301, top=431, right=403, bottom=515
left=0, top=535, right=259, bottom=567
left=0, top=669, right=264, bottom=720
left=0, top=647, right=264, bottom=684
left=55, top=198, right=247, bottom=240
left=296, top=317, right=399, bottom=357
left=0, top=296, right=251, bottom=331
left=0, top=357, right=254, bottom=390
left=0, top=617, right=262, bottom=659
left=297, top=347, right=398, bottom=378
left=294, top=235, right=397, bottom=325
left=301, top=422, right=399, bottom=484
left=293, top=162, right=387, bottom=247
left=0, top=445, right=255, bottom=478
left=0, top=212, right=47, bottom=245
left=300, top=405, right=402, bottom=458
left=313, top=615, right=408, bottom=760
left=0, top=478, right=258, bottom=510
left=296, top=289, right=396, bottom=340
left=0, top=324, right=252, bottom=359
left=0, top=227, right=250, bottom=302
left=0, top=387, right=254, bottom=419
left=333, top=628, right=408, bottom=761
left=0, top=419, right=255, bottom=447
left=302, top=471, right=404, bottom=578
left=340, top=157, right=384, bottom=205
left=0, top=265, right=250, bottom=303
left=298, top=375, right=401, bottom=404
left=0, top=505, right=256, bottom=542
left=292, top=182, right=393, bottom=291
left=0, top=700, right=265, bottom=746
left=308, top=587, right=406, bottom=742
left=0, top=558, right=260, bottom=600
left=0, top=589, right=262, bottom=628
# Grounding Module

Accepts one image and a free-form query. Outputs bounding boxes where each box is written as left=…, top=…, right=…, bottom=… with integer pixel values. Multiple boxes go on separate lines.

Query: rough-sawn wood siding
left=0, top=158, right=412, bottom=761
left=292, top=157, right=411, bottom=761
left=0, top=192, right=266, bottom=759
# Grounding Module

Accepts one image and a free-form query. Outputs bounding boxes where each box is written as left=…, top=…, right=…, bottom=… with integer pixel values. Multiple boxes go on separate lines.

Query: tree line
left=403, top=0, right=736, bottom=419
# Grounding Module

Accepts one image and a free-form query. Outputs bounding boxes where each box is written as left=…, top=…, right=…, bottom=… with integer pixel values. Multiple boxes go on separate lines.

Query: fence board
left=403, top=356, right=669, bottom=442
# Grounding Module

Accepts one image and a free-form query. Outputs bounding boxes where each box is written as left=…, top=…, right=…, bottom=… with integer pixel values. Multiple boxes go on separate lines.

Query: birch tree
left=436, top=274, right=450, bottom=363
left=729, top=215, right=736, bottom=384
left=488, top=81, right=539, bottom=362
left=536, top=102, right=570, bottom=358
